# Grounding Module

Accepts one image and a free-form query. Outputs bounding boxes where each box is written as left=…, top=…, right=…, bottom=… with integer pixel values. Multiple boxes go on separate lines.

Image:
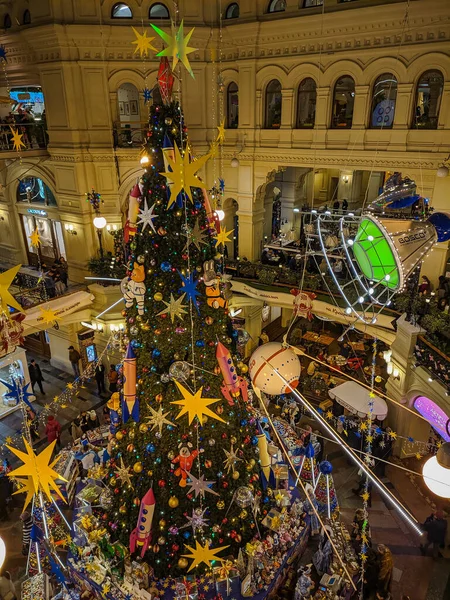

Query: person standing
left=88, top=410, right=100, bottom=430
left=28, top=359, right=45, bottom=394
left=108, top=364, right=118, bottom=393
left=342, top=198, right=349, bottom=212
left=420, top=510, right=447, bottom=557
left=20, top=511, right=33, bottom=555
left=376, top=544, right=393, bottom=597
left=68, top=345, right=81, bottom=378
left=95, top=362, right=106, bottom=394
left=79, top=411, right=90, bottom=433
left=26, top=407, right=39, bottom=442
left=45, top=415, right=61, bottom=450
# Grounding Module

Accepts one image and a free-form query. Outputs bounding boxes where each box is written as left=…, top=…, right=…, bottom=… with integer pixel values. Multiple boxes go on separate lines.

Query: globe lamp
left=437, top=165, right=449, bottom=178
left=93, top=215, right=107, bottom=229
left=422, top=442, right=450, bottom=499
left=231, top=156, right=240, bottom=168
left=215, top=209, right=225, bottom=221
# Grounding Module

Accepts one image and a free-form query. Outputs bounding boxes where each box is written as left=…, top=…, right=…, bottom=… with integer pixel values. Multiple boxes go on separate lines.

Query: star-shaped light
left=0, top=264, right=22, bottom=312
left=12, top=476, right=35, bottom=510
left=29, top=228, right=41, bottom=248
left=131, top=27, right=157, bottom=57
left=157, top=293, right=188, bottom=323
left=181, top=507, right=209, bottom=535
left=388, top=430, right=397, bottom=440
left=151, top=20, right=197, bottom=77
left=182, top=219, right=208, bottom=252
left=182, top=540, right=229, bottom=572
left=142, top=87, right=152, bottom=103
left=0, top=45, right=7, bottom=62
left=223, top=443, right=242, bottom=474
left=66, top=382, right=74, bottom=390
left=9, top=127, right=26, bottom=152
left=415, top=453, right=422, bottom=460
left=171, top=380, right=225, bottom=425
left=216, top=119, right=225, bottom=144
left=214, top=225, right=233, bottom=248
left=325, top=410, right=334, bottom=420
left=114, top=457, right=133, bottom=487
left=137, top=201, right=158, bottom=233
left=185, top=473, right=219, bottom=499
left=219, top=178, right=225, bottom=193
left=178, top=271, right=200, bottom=314
left=366, top=435, right=373, bottom=443
left=146, top=405, right=176, bottom=435
left=5, top=436, right=12, bottom=444
left=7, top=438, right=66, bottom=504
left=0, top=379, right=34, bottom=407
left=361, top=491, right=370, bottom=503
left=160, top=143, right=210, bottom=208
left=359, top=422, right=368, bottom=432
left=39, top=305, right=61, bottom=325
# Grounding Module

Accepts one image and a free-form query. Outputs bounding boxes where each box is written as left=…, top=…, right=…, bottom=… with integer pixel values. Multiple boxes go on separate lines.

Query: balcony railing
left=113, top=122, right=148, bottom=148
left=414, top=337, right=450, bottom=389
left=0, top=122, right=48, bottom=151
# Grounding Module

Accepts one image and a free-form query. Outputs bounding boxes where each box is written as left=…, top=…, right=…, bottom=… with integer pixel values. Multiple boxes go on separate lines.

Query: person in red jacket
left=45, top=415, right=61, bottom=450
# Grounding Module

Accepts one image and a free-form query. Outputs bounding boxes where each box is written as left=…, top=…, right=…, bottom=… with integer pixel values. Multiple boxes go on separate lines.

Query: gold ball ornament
left=178, top=558, right=189, bottom=569
left=154, top=292, right=163, bottom=302
left=109, top=477, right=117, bottom=487
left=147, top=470, right=153, bottom=477
left=167, top=451, right=175, bottom=460
left=127, top=444, right=135, bottom=453
left=157, top=536, right=166, bottom=545
left=214, top=366, right=221, bottom=375
left=240, top=365, right=248, bottom=374
left=231, top=436, right=237, bottom=444
left=153, top=544, right=160, bottom=553
left=139, top=423, right=149, bottom=434
left=128, top=430, right=135, bottom=440
left=201, top=415, right=208, bottom=424
left=119, top=504, right=127, bottom=514
left=133, top=462, right=143, bottom=473
left=240, top=509, right=248, bottom=519
left=159, top=519, right=166, bottom=528
left=168, top=496, right=179, bottom=508
left=133, top=497, right=140, bottom=506
left=232, top=471, right=240, bottom=480
left=217, top=500, right=225, bottom=510
left=116, top=431, right=124, bottom=441
left=216, top=405, right=224, bottom=415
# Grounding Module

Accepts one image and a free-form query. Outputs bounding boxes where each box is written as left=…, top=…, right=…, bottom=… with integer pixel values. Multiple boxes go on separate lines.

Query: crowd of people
left=43, top=257, right=69, bottom=298
left=0, top=108, right=47, bottom=150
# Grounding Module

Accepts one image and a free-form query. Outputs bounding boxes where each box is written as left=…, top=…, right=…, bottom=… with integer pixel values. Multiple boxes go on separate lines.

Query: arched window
left=23, top=9, right=31, bottom=25
left=3, top=14, right=11, bottom=29
left=413, top=70, right=444, bottom=130
left=370, top=73, right=397, bottom=129
left=111, top=3, right=132, bottom=18
left=227, top=82, right=239, bottom=129
left=331, top=76, right=355, bottom=128
left=268, top=0, right=286, bottom=12
left=225, top=3, right=239, bottom=18
left=149, top=3, right=169, bottom=18
left=265, top=80, right=282, bottom=129
left=296, top=78, right=316, bottom=128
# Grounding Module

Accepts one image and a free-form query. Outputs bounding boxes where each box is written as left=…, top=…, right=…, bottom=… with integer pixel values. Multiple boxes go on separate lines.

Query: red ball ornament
left=114, top=488, right=120, bottom=494
left=158, top=479, right=166, bottom=488
left=222, top=518, right=228, bottom=524
left=160, top=313, right=167, bottom=319
left=205, top=459, right=212, bottom=469
left=221, top=433, right=227, bottom=439
left=172, top=544, right=179, bottom=552
left=222, top=481, right=229, bottom=489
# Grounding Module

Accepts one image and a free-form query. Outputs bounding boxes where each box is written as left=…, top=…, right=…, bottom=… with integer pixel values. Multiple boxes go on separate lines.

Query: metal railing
left=113, top=122, right=148, bottom=148
left=0, top=121, right=48, bottom=151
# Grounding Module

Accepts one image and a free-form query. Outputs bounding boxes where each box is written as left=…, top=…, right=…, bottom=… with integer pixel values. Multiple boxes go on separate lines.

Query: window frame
left=149, top=3, right=170, bottom=19
left=369, top=72, right=398, bottom=129
left=23, top=9, right=31, bottom=25
left=225, top=2, right=240, bottom=19
left=331, top=75, right=355, bottom=129
left=303, top=0, right=323, bottom=7
left=296, top=77, right=317, bottom=129
left=265, top=79, right=283, bottom=130
left=267, top=0, right=286, bottom=13
left=226, top=82, right=239, bottom=129
left=3, top=13, right=11, bottom=29
left=111, top=3, right=133, bottom=18
left=412, top=69, right=444, bottom=130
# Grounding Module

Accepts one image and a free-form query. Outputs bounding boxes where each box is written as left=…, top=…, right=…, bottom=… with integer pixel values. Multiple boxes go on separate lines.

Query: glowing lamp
left=437, top=165, right=449, bottom=178
left=93, top=216, right=107, bottom=229
left=0, top=536, right=5, bottom=570
left=423, top=443, right=450, bottom=499
left=215, top=209, right=225, bottom=221
left=140, top=155, right=150, bottom=167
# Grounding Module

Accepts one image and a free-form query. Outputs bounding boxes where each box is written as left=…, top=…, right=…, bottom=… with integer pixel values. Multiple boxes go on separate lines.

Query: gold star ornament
left=9, top=126, right=26, bottom=152
left=7, top=438, right=66, bottom=504
left=146, top=405, right=176, bottom=435
left=157, top=292, right=188, bottom=323
left=182, top=540, right=229, bottom=572
left=216, top=119, right=226, bottom=144
left=0, top=264, right=22, bottom=312
left=160, top=143, right=210, bottom=208
left=171, top=380, right=226, bottom=425
left=151, top=20, right=197, bottom=77
left=39, top=305, right=61, bottom=325
left=214, top=225, right=233, bottom=248
left=131, top=27, right=157, bottom=57
left=29, top=228, right=41, bottom=248
left=114, top=457, right=133, bottom=487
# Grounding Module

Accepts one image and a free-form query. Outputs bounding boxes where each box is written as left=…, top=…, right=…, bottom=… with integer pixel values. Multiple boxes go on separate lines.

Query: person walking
left=420, top=510, right=447, bottom=557
left=20, top=511, right=33, bottom=555
left=68, top=345, right=81, bottom=378
left=95, top=362, right=106, bottom=394
left=45, top=415, right=61, bottom=450
left=108, top=364, right=118, bottom=393
left=28, top=359, right=45, bottom=394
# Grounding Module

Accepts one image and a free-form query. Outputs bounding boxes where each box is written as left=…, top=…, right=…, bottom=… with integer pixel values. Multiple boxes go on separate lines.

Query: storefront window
left=17, top=177, right=57, bottom=206
left=265, top=79, right=282, bottom=129
left=296, top=78, right=316, bottom=128
left=20, top=213, right=66, bottom=267
left=413, top=70, right=444, bottom=130
left=370, top=73, right=397, bottom=128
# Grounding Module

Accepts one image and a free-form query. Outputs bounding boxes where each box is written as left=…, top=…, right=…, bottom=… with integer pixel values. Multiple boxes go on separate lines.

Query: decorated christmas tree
left=315, top=461, right=339, bottom=518
left=103, top=60, right=272, bottom=583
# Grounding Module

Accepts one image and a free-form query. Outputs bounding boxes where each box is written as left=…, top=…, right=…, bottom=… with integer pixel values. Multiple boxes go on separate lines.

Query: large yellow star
left=9, top=126, right=26, bottom=152
left=39, top=305, right=61, bottom=325
left=131, top=26, right=157, bottom=57
left=214, top=225, right=233, bottom=247
left=216, top=119, right=225, bottom=144
left=12, top=476, right=35, bottom=510
left=182, top=540, right=229, bottom=572
left=151, top=20, right=197, bottom=77
left=7, top=438, right=67, bottom=504
left=160, top=143, right=210, bottom=208
left=171, top=380, right=226, bottom=425
left=29, top=228, right=41, bottom=248
left=0, top=264, right=22, bottom=312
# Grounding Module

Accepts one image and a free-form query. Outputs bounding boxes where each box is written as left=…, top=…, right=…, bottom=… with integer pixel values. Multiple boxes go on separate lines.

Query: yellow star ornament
left=215, top=225, right=233, bottom=248
left=131, top=27, right=157, bottom=57
left=29, top=228, right=41, bottom=248
left=182, top=540, right=229, bottom=572
left=12, top=476, right=35, bottom=510
left=7, top=438, right=67, bottom=504
left=160, top=143, right=210, bottom=208
left=9, top=126, right=26, bottom=152
left=0, top=264, right=23, bottom=312
left=171, top=380, right=226, bottom=425
left=361, top=491, right=370, bottom=503
left=216, top=119, right=226, bottom=144
left=39, top=305, right=61, bottom=325
left=151, top=20, right=197, bottom=77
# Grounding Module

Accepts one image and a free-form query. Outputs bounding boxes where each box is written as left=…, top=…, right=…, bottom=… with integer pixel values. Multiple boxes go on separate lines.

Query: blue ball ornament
left=161, top=261, right=171, bottom=272
left=319, top=460, right=333, bottom=475
left=131, top=339, right=139, bottom=348
left=183, top=531, right=191, bottom=539
left=155, top=457, right=162, bottom=464
left=263, top=496, right=270, bottom=504
left=194, top=200, right=202, bottom=210
left=251, top=436, right=258, bottom=445
left=195, top=340, right=205, bottom=348
left=150, top=365, right=157, bottom=372
left=147, top=444, right=156, bottom=453
left=152, top=349, right=161, bottom=358
left=240, top=419, right=247, bottom=426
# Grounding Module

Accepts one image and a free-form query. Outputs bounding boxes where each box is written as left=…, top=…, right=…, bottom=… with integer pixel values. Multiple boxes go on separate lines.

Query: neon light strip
left=84, top=277, right=122, bottom=282
left=95, top=297, right=124, bottom=319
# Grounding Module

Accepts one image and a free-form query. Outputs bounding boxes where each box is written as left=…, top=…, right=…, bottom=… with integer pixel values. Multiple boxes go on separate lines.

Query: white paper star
left=145, top=405, right=176, bottom=435
left=223, top=443, right=243, bottom=474
left=180, top=507, right=209, bottom=535
left=137, top=201, right=157, bottom=233
left=157, top=293, right=188, bottom=323
left=185, top=473, right=219, bottom=499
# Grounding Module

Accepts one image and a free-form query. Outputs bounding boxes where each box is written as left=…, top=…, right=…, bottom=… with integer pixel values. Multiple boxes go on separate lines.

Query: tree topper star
left=171, top=380, right=225, bottom=425
left=151, top=20, right=197, bottom=78
left=157, top=292, right=188, bottom=323
left=131, top=27, right=157, bottom=57
left=214, top=225, right=233, bottom=247
left=160, top=143, right=210, bottom=208
left=185, top=473, right=219, bottom=498
left=137, top=201, right=157, bottom=233
left=29, top=228, right=41, bottom=248
left=145, top=405, right=176, bottom=435
left=39, top=305, right=61, bottom=325
left=114, top=457, right=134, bottom=487
left=9, top=127, right=26, bottom=152
left=182, top=540, right=229, bottom=572
left=0, top=264, right=23, bottom=312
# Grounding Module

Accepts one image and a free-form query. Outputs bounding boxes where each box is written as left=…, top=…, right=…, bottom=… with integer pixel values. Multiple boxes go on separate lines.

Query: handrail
left=0, top=121, right=48, bottom=151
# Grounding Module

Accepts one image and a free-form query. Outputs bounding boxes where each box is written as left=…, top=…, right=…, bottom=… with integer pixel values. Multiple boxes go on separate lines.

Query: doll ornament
left=171, top=442, right=204, bottom=487
left=122, top=257, right=146, bottom=316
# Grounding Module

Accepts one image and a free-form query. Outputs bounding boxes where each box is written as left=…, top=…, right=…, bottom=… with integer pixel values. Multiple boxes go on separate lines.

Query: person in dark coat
left=95, top=362, right=106, bottom=394
left=28, top=359, right=45, bottom=394
left=26, top=407, right=39, bottom=442
left=420, top=510, right=448, bottom=557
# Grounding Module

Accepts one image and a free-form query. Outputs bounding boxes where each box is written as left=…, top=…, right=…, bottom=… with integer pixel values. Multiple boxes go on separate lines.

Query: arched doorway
left=116, top=83, right=143, bottom=146
left=223, top=198, right=239, bottom=259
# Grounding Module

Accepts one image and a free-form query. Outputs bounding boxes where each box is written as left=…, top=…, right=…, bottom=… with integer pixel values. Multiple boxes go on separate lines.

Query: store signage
left=27, top=208, right=47, bottom=216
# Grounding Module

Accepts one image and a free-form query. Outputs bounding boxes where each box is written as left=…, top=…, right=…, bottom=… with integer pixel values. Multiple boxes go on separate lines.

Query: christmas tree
left=315, top=461, right=339, bottom=518
left=104, top=62, right=271, bottom=582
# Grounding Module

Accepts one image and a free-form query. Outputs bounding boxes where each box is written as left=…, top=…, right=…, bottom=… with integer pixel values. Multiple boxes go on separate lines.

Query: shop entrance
left=21, top=212, right=66, bottom=267
left=23, top=330, right=51, bottom=359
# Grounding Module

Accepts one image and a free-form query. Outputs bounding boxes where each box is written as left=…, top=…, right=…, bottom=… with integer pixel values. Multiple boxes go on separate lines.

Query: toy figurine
left=203, top=260, right=227, bottom=309
left=171, top=442, right=204, bottom=487
left=122, top=258, right=146, bottom=316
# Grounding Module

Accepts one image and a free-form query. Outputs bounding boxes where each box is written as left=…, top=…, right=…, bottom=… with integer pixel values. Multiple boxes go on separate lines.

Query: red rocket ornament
left=130, top=486, right=155, bottom=557
left=216, top=341, right=249, bottom=405
left=124, top=183, right=142, bottom=243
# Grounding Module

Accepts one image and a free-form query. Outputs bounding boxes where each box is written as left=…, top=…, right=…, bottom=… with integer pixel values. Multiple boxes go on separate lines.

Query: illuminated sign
left=413, top=396, right=450, bottom=442
left=27, top=208, right=47, bottom=216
